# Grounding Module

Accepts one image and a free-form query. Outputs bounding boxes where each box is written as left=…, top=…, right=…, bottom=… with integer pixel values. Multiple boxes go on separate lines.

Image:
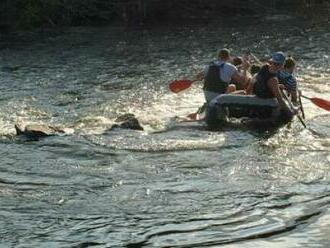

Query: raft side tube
left=206, top=94, right=280, bottom=129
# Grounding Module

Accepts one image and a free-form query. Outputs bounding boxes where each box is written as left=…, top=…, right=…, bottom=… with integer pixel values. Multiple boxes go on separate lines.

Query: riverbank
left=0, top=0, right=329, bottom=32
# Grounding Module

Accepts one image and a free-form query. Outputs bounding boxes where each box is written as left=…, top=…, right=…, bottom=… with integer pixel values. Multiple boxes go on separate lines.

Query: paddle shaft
left=249, top=52, right=263, bottom=66
left=298, top=90, right=305, bottom=119
left=281, top=90, right=306, bottom=128
left=187, top=103, right=207, bottom=120
left=301, top=95, right=311, bottom=100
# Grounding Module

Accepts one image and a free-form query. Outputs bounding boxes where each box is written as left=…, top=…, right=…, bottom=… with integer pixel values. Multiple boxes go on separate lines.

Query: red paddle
left=169, top=79, right=198, bottom=93
left=301, top=95, right=330, bottom=111
left=187, top=112, right=198, bottom=120
left=186, top=104, right=207, bottom=120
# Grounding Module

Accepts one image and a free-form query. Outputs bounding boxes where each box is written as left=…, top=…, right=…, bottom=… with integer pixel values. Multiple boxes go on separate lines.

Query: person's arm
left=246, top=74, right=257, bottom=95
left=231, top=60, right=250, bottom=89
left=245, top=78, right=253, bottom=95
left=267, top=78, right=297, bottom=114
left=289, top=89, right=298, bottom=104
left=280, top=84, right=298, bottom=104
left=289, top=76, right=298, bottom=104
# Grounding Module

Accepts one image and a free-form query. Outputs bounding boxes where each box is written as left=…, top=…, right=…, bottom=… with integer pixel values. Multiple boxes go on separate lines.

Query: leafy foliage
left=0, top=0, right=329, bottom=31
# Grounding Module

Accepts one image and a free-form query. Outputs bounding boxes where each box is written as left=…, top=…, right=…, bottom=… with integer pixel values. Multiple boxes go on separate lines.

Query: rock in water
left=15, top=124, right=65, bottom=140
left=13, top=113, right=143, bottom=141
left=111, top=113, right=144, bottom=131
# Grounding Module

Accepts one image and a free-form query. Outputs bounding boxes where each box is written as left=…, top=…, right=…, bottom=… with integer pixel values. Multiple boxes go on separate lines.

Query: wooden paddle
left=301, top=95, right=330, bottom=112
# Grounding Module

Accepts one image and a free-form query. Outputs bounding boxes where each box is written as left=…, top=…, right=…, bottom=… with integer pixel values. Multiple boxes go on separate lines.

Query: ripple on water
left=0, top=16, right=330, bottom=248
left=83, top=126, right=258, bottom=152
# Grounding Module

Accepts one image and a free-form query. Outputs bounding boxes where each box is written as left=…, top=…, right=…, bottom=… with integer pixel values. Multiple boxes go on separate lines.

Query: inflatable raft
left=205, top=94, right=295, bottom=130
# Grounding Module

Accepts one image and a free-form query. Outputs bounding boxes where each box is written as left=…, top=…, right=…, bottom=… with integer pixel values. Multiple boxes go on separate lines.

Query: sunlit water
left=0, top=15, right=330, bottom=247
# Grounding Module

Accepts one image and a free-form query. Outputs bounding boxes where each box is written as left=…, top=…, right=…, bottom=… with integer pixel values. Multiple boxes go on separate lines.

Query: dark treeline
left=0, top=0, right=329, bottom=31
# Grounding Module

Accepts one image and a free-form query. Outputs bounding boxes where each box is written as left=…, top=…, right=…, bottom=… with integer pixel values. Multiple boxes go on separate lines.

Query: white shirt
left=204, top=60, right=238, bottom=83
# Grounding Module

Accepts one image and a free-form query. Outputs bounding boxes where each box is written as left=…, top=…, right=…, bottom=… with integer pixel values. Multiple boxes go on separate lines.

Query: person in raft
left=196, top=48, right=250, bottom=103
left=230, top=55, right=254, bottom=91
left=277, top=56, right=299, bottom=104
left=251, top=51, right=298, bottom=121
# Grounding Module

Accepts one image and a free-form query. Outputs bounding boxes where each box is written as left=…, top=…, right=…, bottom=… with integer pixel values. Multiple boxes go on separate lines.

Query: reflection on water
left=0, top=15, right=330, bottom=247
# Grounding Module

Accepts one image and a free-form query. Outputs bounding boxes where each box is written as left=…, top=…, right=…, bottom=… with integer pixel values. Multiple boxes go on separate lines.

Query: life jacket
left=277, top=71, right=297, bottom=91
left=203, top=61, right=228, bottom=94
left=253, top=64, right=276, bottom=99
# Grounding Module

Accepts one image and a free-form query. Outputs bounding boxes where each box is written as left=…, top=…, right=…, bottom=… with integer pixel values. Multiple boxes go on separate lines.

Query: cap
left=270, top=52, right=285, bottom=65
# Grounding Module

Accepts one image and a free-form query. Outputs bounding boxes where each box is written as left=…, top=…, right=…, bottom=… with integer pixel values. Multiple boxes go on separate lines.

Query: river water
left=0, top=15, right=330, bottom=247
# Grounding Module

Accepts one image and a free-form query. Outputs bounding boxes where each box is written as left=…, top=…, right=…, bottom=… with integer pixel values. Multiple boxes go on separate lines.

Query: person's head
left=269, top=51, right=285, bottom=73
left=218, top=48, right=230, bottom=61
left=284, top=56, right=296, bottom=73
left=232, top=56, right=243, bottom=66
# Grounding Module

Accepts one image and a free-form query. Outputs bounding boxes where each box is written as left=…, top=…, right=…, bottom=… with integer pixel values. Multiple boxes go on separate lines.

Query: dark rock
left=14, top=124, right=65, bottom=140
left=111, top=113, right=143, bottom=131
left=14, top=113, right=143, bottom=141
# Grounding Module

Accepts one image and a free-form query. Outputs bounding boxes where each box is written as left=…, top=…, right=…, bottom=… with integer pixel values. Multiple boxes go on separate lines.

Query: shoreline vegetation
left=0, top=0, right=329, bottom=32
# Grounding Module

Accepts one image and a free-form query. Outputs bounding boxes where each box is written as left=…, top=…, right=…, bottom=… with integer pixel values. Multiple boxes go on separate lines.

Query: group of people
left=198, top=48, right=299, bottom=121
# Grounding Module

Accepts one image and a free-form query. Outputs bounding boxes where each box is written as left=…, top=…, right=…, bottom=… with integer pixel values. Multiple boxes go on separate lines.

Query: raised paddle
left=248, top=51, right=263, bottom=66
left=301, top=95, right=330, bottom=112
left=169, top=79, right=199, bottom=93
